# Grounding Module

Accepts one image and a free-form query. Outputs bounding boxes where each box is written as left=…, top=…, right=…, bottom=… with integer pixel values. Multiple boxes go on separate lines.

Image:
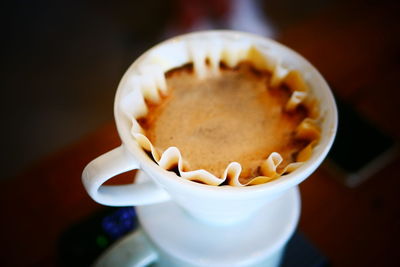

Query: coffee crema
left=136, top=61, right=320, bottom=185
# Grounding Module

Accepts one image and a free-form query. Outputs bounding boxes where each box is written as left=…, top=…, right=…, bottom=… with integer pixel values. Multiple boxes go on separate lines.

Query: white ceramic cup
left=82, top=30, right=337, bottom=225
left=94, top=172, right=301, bottom=267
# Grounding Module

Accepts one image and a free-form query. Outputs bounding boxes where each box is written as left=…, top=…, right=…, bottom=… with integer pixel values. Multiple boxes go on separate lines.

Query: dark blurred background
left=1, top=0, right=400, bottom=266
left=3, top=0, right=172, bottom=179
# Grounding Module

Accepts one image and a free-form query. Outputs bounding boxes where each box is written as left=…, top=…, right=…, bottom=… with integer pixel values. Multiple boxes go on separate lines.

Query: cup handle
left=82, top=145, right=170, bottom=206
left=94, top=228, right=158, bottom=267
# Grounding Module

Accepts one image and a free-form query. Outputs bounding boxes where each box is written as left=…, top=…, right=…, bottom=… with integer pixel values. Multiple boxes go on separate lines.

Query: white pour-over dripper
left=82, top=31, right=337, bottom=267
left=94, top=171, right=300, bottom=267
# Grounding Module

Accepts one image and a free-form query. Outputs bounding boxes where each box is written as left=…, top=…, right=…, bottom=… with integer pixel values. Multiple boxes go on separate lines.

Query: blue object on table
left=102, top=207, right=137, bottom=240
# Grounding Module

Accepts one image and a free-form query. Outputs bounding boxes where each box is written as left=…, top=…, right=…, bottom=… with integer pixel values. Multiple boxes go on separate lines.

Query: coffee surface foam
left=139, top=63, right=308, bottom=182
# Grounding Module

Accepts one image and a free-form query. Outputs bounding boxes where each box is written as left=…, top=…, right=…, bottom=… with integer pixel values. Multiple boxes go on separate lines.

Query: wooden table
left=1, top=1, right=399, bottom=266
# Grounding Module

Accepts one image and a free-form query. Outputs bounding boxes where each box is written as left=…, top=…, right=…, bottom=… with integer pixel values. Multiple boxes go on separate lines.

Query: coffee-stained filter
left=119, top=39, right=320, bottom=186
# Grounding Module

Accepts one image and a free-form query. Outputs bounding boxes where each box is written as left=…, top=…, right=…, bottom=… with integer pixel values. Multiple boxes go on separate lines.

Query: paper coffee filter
left=119, top=37, right=321, bottom=186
